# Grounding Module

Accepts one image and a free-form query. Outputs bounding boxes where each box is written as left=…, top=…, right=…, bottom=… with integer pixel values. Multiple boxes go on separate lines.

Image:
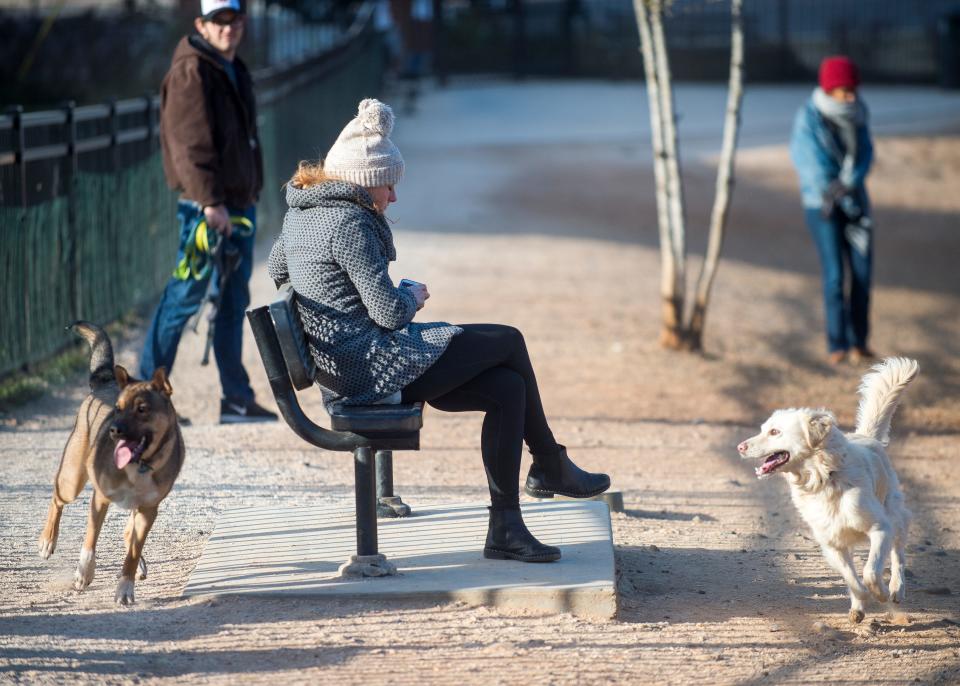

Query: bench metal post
left=354, top=446, right=378, bottom=556
left=376, top=450, right=412, bottom=518
left=376, top=450, right=394, bottom=498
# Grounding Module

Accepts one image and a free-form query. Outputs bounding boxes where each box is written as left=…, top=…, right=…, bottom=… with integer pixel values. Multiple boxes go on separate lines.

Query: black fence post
left=144, top=93, right=155, bottom=153
left=9, top=105, right=30, bottom=360
left=777, top=0, right=789, bottom=79
left=512, top=0, right=526, bottom=80
left=562, top=0, right=577, bottom=76
left=9, top=105, right=27, bottom=209
left=432, top=0, right=446, bottom=87
left=938, top=13, right=960, bottom=89
left=109, top=98, right=120, bottom=172
left=63, top=100, right=79, bottom=320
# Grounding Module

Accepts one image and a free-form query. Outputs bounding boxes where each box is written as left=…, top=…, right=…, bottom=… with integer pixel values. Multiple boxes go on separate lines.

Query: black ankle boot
left=524, top=445, right=611, bottom=499
left=483, top=507, right=561, bottom=563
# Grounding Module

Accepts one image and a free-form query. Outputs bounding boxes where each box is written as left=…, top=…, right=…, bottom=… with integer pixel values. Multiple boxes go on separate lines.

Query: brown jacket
left=160, top=36, right=263, bottom=208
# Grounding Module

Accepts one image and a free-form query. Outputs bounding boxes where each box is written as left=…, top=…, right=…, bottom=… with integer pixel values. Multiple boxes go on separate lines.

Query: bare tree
left=632, top=0, right=745, bottom=351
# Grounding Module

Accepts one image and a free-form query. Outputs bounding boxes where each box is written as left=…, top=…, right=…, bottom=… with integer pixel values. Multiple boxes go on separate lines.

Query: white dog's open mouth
left=756, top=451, right=790, bottom=477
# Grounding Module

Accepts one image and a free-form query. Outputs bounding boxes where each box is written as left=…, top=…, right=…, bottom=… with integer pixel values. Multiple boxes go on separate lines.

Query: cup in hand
left=399, top=278, right=429, bottom=310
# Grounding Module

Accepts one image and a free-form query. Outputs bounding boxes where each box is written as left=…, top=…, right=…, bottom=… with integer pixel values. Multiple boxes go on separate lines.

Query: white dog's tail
left=855, top=357, right=919, bottom=445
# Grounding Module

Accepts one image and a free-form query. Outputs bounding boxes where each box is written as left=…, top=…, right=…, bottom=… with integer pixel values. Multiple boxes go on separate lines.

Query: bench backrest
left=268, top=288, right=318, bottom=391
left=252, top=290, right=422, bottom=448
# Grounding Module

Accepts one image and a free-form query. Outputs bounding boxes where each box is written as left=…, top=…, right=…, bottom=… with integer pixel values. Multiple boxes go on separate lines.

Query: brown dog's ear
left=151, top=367, right=173, bottom=397
left=114, top=365, right=131, bottom=388
left=806, top=410, right=835, bottom=447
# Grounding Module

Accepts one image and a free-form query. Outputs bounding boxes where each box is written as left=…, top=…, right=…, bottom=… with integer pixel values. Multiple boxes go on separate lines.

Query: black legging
left=401, top=324, right=559, bottom=508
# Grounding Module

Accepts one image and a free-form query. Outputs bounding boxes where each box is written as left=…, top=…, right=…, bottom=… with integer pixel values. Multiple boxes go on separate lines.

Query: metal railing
left=1, top=96, right=160, bottom=208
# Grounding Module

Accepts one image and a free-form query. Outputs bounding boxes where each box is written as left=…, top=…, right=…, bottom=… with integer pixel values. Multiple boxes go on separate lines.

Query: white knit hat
left=323, top=99, right=404, bottom=187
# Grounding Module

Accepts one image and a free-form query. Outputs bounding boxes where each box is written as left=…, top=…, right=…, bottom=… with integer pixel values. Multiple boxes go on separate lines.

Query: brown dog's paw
left=73, top=549, right=95, bottom=591
left=38, top=536, right=56, bottom=560
left=848, top=608, right=865, bottom=624
left=115, top=578, right=136, bottom=605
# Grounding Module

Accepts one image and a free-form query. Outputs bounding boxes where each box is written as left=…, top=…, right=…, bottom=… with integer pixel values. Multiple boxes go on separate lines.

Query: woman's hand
left=411, top=283, right=430, bottom=311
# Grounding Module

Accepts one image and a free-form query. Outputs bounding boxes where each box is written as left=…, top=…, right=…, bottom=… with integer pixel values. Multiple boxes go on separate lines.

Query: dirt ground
left=1, top=119, right=959, bottom=683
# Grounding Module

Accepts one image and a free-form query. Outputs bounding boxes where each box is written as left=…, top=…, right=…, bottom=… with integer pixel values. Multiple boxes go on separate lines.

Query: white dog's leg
left=888, top=533, right=906, bottom=604
left=821, top=544, right=868, bottom=623
left=863, top=523, right=894, bottom=602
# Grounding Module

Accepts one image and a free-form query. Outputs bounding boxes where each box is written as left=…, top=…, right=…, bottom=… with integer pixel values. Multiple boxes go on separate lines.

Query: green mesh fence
left=73, top=157, right=179, bottom=327
left=0, top=31, right=385, bottom=378
left=0, top=156, right=177, bottom=376
left=0, top=198, right=71, bottom=375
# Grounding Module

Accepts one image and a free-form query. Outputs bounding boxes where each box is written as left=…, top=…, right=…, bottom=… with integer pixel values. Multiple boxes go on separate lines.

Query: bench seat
left=330, top=403, right=423, bottom=433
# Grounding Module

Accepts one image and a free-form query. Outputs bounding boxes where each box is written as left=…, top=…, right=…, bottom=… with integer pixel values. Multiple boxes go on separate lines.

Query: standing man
left=140, top=0, right=277, bottom=423
left=790, top=56, right=876, bottom=366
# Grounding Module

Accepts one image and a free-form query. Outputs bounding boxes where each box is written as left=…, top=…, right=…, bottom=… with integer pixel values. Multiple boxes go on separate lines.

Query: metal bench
left=246, top=288, right=419, bottom=578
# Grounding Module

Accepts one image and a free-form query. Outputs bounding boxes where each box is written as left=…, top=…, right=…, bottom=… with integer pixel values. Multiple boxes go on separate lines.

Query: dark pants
left=401, top=324, right=560, bottom=508
left=139, top=200, right=255, bottom=401
left=804, top=208, right=872, bottom=353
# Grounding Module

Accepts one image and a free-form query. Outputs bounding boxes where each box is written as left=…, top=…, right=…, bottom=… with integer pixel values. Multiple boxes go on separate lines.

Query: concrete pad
left=183, top=500, right=616, bottom=618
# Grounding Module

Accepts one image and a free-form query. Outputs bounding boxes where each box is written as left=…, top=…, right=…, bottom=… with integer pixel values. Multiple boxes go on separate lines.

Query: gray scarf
left=812, top=87, right=866, bottom=188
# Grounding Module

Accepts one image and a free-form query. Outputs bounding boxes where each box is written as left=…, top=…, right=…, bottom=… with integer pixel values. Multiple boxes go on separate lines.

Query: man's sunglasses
left=206, top=12, right=244, bottom=26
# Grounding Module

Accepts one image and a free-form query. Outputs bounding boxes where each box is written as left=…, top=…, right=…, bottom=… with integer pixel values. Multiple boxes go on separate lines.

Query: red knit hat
left=819, top=56, right=860, bottom=92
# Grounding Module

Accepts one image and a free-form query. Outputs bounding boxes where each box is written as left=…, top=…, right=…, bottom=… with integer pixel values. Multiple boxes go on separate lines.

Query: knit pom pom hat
left=323, top=99, right=404, bottom=187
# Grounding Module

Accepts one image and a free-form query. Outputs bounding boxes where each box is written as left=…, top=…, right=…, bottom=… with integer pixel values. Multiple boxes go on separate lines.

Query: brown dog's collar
left=127, top=452, right=153, bottom=474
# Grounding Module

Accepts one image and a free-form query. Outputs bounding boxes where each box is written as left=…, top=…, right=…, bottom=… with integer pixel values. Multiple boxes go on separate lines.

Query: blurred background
left=6, top=0, right=960, bottom=103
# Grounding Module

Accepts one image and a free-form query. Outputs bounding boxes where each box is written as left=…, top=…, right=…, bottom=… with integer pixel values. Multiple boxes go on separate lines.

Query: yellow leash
left=173, top=215, right=254, bottom=281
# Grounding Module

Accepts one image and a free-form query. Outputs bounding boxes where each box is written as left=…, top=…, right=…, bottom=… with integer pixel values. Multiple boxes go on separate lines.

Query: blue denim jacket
left=789, top=97, right=873, bottom=212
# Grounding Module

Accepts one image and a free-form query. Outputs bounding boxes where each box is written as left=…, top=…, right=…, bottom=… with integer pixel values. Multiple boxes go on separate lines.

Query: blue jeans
left=804, top=208, right=872, bottom=353
left=139, top=200, right=256, bottom=401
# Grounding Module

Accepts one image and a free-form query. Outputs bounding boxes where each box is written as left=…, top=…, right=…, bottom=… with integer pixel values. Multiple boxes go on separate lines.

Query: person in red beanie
left=790, top=56, right=876, bottom=365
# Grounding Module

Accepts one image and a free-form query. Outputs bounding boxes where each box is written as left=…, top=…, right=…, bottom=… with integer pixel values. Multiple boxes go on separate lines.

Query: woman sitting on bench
left=267, top=98, right=610, bottom=563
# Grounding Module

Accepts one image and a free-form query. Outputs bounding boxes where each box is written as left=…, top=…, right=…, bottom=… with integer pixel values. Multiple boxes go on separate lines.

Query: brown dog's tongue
left=115, top=440, right=135, bottom=469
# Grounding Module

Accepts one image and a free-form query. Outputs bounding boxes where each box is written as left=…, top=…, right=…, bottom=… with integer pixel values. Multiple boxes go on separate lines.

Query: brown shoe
left=849, top=347, right=877, bottom=364
left=827, top=350, right=847, bottom=366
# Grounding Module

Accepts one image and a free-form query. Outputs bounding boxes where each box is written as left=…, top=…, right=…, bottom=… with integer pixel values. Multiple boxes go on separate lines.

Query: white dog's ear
left=805, top=410, right=835, bottom=447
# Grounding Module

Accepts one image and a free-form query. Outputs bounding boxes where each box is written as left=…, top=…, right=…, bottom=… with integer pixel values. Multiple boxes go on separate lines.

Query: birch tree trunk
left=686, top=0, right=745, bottom=350
left=633, top=0, right=680, bottom=347
left=632, top=0, right=744, bottom=352
left=649, top=0, right=687, bottom=349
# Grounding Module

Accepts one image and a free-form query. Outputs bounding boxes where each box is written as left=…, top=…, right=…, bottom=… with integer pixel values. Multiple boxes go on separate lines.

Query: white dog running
left=737, top=357, right=919, bottom=624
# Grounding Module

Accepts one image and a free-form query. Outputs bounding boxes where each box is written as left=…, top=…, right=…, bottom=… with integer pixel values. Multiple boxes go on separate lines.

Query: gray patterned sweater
left=268, top=181, right=461, bottom=408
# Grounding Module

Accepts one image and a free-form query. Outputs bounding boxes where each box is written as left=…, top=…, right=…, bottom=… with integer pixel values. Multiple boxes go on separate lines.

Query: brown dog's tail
left=69, top=321, right=116, bottom=391
left=855, top=357, right=920, bottom=445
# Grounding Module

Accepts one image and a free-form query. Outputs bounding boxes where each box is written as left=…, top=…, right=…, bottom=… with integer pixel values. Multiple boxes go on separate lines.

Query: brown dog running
left=37, top=322, right=185, bottom=605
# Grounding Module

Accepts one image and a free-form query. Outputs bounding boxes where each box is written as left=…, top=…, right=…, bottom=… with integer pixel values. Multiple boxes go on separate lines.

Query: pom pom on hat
left=357, top=98, right=395, bottom=137
left=324, top=98, right=404, bottom=188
